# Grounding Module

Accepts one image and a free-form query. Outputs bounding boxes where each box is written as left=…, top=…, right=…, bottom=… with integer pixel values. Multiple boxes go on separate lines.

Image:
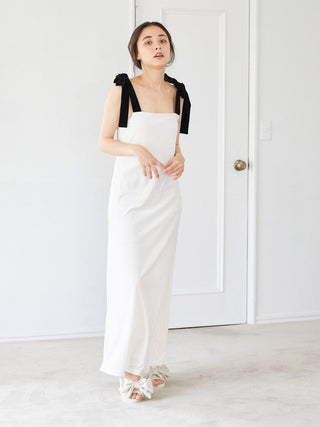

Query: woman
left=98, top=21, right=191, bottom=403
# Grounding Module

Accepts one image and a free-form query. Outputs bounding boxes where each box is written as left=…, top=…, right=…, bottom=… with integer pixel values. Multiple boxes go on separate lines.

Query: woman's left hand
left=162, top=153, right=185, bottom=180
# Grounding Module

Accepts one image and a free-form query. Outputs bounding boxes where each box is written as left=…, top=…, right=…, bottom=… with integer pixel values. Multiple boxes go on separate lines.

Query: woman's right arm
left=98, top=85, right=138, bottom=156
left=98, top=83, right=165, bottom=178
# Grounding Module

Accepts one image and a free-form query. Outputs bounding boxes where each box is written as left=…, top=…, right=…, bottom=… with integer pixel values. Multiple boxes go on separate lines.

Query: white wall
left=0, top=0, right=132, bottom=340
left=256, top=0, right=320, bottom=322
left=1, top=0, right=319, bottom=341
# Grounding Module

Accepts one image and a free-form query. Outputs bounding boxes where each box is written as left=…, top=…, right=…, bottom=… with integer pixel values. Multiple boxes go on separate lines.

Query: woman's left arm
left=162, top=96, right=185, bottom=180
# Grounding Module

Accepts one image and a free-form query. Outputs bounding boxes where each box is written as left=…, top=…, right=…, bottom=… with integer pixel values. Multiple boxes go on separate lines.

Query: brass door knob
left=234, top=160, right=247, bottom=171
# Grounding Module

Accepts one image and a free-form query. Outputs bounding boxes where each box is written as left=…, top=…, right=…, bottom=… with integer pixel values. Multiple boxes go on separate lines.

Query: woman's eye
left=145, top=39, right=166, bottom=45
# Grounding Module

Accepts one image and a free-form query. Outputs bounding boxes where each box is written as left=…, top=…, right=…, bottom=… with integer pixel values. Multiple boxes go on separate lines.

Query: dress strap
left=113, top=72, right=191, bottom=134
left=164, top=73, right=191, bottom=134
left=113, top=73, right=141, bottom=128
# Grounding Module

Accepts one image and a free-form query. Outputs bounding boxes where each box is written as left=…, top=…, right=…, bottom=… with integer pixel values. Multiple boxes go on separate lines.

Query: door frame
left=129, top=0, right=259, bottom=324
left=247, top=0, right=258, bottom=324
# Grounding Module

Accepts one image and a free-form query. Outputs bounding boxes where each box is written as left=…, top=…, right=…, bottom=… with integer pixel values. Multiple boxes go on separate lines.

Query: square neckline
left=126, top=111, right=179, bottom=124
left=127, top=76, right=179, bottom=116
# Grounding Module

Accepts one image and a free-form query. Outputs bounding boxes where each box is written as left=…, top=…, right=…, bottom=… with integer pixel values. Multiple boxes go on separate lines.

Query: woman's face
left=136, top=25, right=170, bottom=68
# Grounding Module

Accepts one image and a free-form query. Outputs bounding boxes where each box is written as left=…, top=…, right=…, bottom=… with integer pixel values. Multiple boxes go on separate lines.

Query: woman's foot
left=146, top=365, right=170, bottom=389
left=124, top=371, right=143, bottom=400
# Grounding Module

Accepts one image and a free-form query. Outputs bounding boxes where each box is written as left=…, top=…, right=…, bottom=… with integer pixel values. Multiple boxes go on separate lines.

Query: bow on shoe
left=119, top=376, right=154, bottom=399
left=149, top=364, right=171, bottom=382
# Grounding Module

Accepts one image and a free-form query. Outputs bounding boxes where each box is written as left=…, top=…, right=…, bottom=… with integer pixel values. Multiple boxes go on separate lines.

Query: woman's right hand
left=133, top=145, right=165, bottom=179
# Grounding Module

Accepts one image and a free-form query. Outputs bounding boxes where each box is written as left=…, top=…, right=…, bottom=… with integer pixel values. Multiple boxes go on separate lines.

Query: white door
left=136, top=0, right=249, bottom=327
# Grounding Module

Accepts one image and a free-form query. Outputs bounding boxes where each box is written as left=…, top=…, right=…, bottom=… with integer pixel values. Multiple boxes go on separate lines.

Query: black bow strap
left=113, top=72, right=191, bottom=134
left=113, top=73, right=130, bottom=128
left=164, top=74, right=191, bottom=134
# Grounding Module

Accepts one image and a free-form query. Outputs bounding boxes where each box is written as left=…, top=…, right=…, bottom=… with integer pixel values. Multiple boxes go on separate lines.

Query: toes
left=130, top=392, right=142, bottom=400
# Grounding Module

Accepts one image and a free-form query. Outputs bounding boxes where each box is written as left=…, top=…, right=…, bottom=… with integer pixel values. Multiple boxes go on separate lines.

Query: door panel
left=136, top=0, right=249, bottom=326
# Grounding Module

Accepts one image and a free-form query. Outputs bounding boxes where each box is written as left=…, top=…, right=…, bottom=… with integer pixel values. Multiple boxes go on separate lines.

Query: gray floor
left=1, top=320, right=319, bottom=427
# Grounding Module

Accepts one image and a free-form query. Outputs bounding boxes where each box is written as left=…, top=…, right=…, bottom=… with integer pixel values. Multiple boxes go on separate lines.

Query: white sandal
left=145, top=364, right=170, bottom=390
left=119, top=376, right=154, bottom=403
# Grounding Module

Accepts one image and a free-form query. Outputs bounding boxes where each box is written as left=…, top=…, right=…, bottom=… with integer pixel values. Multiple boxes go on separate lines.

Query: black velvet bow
left=165, top=73, right=191, bottom=134
left=113, top=73, right=130, bottom=127
left=113, top=73, right=129, bottom=86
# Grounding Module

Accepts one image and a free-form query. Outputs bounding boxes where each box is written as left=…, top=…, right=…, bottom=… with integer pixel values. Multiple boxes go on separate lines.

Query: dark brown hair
left=128, top=21, right=175, bottom=71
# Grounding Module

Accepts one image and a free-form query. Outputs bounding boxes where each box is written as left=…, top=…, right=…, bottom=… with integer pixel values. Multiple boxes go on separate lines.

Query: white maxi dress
left=99, top=72, right=191, bottom=377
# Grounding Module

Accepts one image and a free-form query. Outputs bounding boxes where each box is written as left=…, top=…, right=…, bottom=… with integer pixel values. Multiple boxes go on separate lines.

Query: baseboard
left=255, top=312, right=320, bottom=324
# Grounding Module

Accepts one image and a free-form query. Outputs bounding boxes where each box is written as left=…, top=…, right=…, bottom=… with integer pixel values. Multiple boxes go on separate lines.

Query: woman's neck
left=138, top=69, right=166, bottom=90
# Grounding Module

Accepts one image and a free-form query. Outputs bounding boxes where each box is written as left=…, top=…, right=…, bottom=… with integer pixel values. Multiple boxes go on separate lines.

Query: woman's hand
left=162, top=153, right=185, bottom=180
left=133, top=145, right=165, bottom=179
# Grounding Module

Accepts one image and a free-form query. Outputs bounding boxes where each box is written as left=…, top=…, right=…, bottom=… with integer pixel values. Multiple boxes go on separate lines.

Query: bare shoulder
left=129, top=75, right=141, bottom=88
left=129, top=75, right=138, bottom=83
left=166, top=80, right=178, bottom=97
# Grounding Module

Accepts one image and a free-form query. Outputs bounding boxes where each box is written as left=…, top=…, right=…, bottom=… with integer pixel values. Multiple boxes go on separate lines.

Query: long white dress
left=99, top=72, right=191, bottom=377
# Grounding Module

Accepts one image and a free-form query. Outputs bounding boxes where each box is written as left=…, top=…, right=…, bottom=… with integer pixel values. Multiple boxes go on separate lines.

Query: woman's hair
left=128, top=21, right=175, bottom=70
